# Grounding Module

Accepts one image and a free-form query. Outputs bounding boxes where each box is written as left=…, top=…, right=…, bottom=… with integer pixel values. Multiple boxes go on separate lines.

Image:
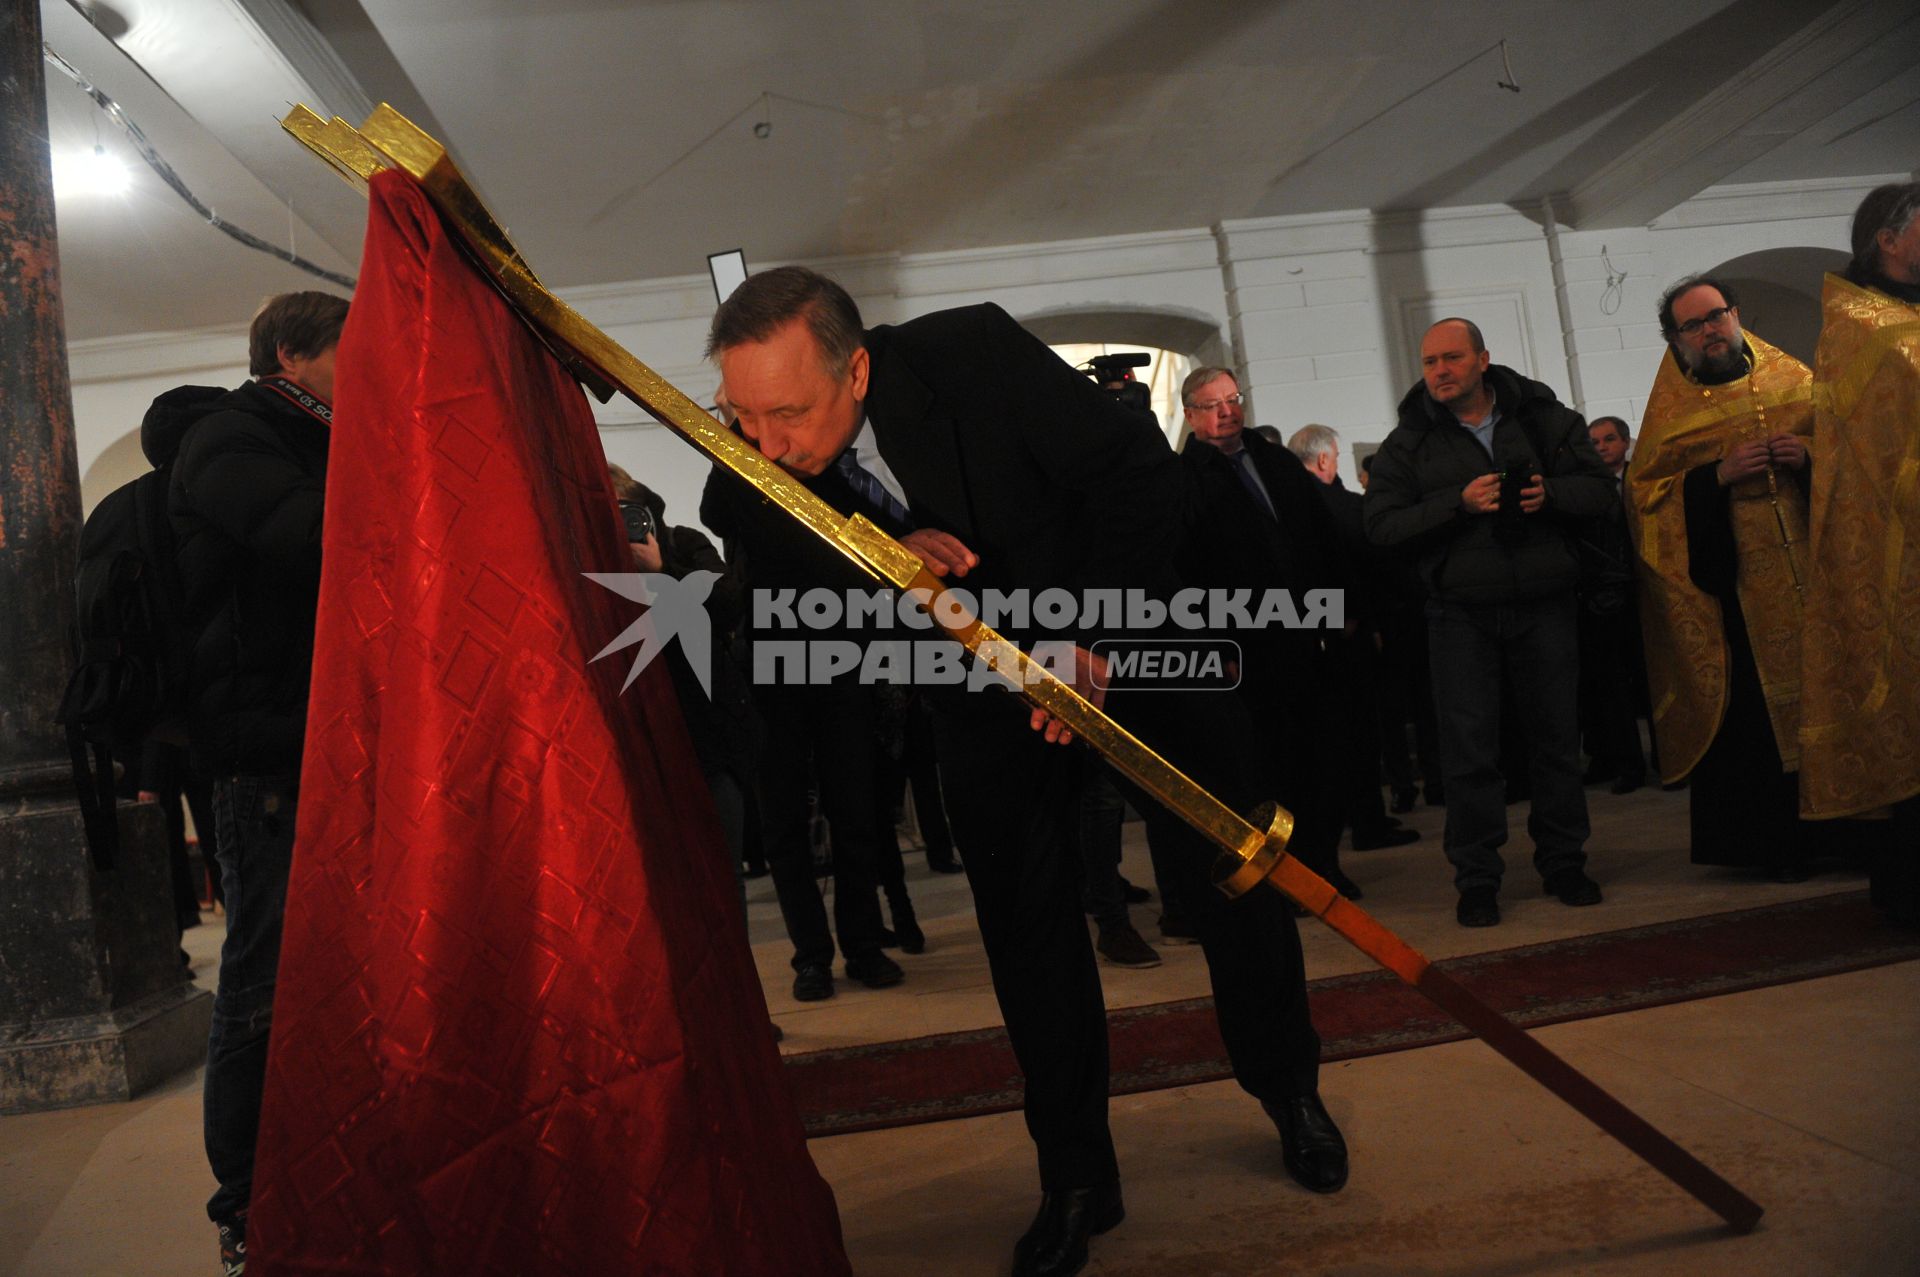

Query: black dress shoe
left=792, top=963, right=834, bottom=1002
left=1118, top=875, right=1152, bottom=904
left=1456, top=887, right=1500, bottom=928
left=1543, top=869, right=1602, bottom=906
left=1263, top=1093, right=1349, bottom=1193
left=926, top=853, right=965, bottom=875
left=892, top=914, right=927, bottom=954
left=1326, top=870, right=1365, bottom=900
left=1610, top=773, right=1645, bottom=795
left=1390, top=786, right=1417, bottom=814
left=1351, top=824, right=1419, bottom=851
left=1011, top=1181, right=1124, bottom=1277
left=844, top=950, right=905, bottom=988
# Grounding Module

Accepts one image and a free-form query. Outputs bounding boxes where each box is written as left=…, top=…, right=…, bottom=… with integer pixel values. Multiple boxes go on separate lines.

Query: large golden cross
left=284, top=103, right=1761, bottom=1234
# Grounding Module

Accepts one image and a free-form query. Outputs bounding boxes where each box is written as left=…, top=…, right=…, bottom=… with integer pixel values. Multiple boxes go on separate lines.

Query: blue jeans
left=1426, top=596, right=1590, bottom=894
left=203, top=774, right=298, bottom=1226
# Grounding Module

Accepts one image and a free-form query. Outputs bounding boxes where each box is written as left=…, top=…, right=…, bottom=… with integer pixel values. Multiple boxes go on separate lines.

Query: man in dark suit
left=1173, top=378, right=1363, bottom=902
left=701, top=444, right=909, bottom=1002
left=708, top=267, right=1345, bottom=1277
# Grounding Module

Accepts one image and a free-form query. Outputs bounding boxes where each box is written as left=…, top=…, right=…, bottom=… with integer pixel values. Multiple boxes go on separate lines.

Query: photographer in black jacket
left=165, top=289, right=348, bottom=1271
left=1364, top=318, right=1613, bottom=929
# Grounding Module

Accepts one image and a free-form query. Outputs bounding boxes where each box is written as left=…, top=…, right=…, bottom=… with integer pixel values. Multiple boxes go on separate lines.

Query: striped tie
left=835, top=450, right=914, bottom=529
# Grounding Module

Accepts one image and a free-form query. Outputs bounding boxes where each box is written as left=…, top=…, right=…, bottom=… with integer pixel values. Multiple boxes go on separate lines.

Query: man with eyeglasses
left=707, top=271, right=1345, bottom=1277
left=1625, top=276, right=1814, bottom=881
left=1364, top=318, right=1614, bottom=928
left=1802, top=181, right=1920, bottom=928
left=1175, top=371, right=1385, bottom=904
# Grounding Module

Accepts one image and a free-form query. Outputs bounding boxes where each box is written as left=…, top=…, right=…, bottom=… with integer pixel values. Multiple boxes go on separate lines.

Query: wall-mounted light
left=52, top=144, right=131, bottom=198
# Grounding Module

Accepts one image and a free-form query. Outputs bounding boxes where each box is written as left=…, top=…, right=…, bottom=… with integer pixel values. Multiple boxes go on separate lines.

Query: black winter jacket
left=160, top=379, right=329, bottom=775
left=1363, top=365, right=1613, bottom=606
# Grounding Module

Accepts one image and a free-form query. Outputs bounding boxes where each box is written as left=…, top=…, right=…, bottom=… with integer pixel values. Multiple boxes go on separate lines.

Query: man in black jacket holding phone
left=1364, top=318, right=1614, bottom=929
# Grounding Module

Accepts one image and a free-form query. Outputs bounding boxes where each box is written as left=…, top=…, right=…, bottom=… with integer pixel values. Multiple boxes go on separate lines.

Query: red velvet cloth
left=248, top=170, right=848, bottom=1275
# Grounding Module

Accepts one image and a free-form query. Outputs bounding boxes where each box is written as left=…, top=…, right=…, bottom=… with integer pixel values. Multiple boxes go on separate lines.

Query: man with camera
left=1364, top=318, right=1614, bottom=928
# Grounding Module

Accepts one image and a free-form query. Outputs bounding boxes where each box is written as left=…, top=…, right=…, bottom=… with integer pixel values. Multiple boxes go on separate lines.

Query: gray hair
left=704, top=265, right=865, bottom=378
left=1287, top=424, right=1340, bottom=465
left=1181, top=365, right=1237, bottom=406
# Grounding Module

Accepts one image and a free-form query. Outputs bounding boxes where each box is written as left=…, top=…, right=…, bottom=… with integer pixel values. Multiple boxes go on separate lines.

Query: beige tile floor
left=4, top=783, right=1916, bottom=1276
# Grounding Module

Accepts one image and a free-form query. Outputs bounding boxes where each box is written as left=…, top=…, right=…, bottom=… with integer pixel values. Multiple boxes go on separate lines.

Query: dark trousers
left=754, top=684, right=887, bottom=971
left=1330, top=634, right=1391, bottom=833
left=203, top=773, right=297, bottom=1226
left=1577, top=601, right=1647, bottom=781
left=1378, top=607, right=1443, bottom=795
left=1427, top=595, right=1590, bottom=894
left=1073, top=760, right=1128, bottom=929
left=1242, top=644, right=1344, bottom=881
left=902, top=696, right=957, bottom=865
left=935, top=686, right=1319, bottom=1191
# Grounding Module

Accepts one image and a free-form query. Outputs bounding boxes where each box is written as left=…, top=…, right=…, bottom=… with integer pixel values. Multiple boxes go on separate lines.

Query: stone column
left=0, top=0, right=212, bottom=1113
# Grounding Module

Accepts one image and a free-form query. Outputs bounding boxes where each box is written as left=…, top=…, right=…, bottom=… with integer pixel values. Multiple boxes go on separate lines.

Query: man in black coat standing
left=1364, top=318, right=1613, bottom=929
left=165, top=290, right=348, bottom=1273
left=708, top=267, right=1344, bottom=1277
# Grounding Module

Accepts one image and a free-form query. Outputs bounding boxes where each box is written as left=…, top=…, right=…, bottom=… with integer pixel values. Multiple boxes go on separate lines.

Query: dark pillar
left=0, top=0, right=211, bottom=1113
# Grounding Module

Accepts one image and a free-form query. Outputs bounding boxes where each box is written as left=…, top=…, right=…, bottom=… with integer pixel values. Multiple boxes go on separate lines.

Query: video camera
left=1080, top=352, right=1152, bottom=417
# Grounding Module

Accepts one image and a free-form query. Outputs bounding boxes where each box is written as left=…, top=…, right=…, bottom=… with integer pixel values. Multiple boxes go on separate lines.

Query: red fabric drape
left=249, top=170, right=848, bottom=1275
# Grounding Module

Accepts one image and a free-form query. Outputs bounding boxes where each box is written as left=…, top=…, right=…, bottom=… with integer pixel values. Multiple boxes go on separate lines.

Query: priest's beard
left=1681, top=330, right=1749, bottom=385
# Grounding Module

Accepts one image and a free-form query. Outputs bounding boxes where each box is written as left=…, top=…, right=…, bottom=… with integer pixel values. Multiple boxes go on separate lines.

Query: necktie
left=835, top=449, right=913, bottom=529
left=1233, top=451, right=1276, bottom=520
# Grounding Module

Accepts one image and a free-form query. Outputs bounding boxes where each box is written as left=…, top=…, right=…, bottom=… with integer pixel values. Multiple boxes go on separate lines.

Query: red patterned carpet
left=787, top=890, right=1920, bottom=1137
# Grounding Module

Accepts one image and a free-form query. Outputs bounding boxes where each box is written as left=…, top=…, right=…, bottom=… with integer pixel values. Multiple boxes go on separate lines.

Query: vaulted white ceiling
left=38, top=0, right=1920, bottom=342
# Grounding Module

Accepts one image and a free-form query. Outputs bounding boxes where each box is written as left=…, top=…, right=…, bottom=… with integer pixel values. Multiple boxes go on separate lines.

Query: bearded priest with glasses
left=1625, top=275, right=1815, bottom=880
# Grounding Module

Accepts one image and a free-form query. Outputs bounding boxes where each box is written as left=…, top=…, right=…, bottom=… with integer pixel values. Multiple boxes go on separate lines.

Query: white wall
left=69, top=173, right=1896, bottom=523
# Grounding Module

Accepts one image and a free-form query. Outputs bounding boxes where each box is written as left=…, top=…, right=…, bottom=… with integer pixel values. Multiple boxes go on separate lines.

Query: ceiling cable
left=41, top=43, right=356, bottom=290
left=1496, top=40, right=1522, bottom=93
left=1267, top=38, right=1518, bottom=192
left=1599, top=245, right=1628, bottom=316
left=590, top=90, right=885, bottom=225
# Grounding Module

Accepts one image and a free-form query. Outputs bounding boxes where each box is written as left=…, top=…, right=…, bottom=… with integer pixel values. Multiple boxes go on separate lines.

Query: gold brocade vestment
left=1627, top=332, right=1812, bottom=784
left=1800, top=273, right=1920, bottom=817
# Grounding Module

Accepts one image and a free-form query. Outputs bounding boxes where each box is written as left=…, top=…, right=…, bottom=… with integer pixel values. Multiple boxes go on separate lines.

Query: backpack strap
left=65, top=721, right=119, bottom=872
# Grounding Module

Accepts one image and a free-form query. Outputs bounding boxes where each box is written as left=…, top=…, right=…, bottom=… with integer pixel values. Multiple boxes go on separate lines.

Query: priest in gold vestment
left=1628, top=276, right=1813, bottom=878
left=1803, top=182, right=1920, bottom=929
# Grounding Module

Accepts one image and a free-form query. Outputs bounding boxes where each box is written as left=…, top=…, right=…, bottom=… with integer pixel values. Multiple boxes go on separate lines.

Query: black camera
left=619, top=500, right=657, bottom=544
left=1081, top=352, right=1153, bottom=417
left=1497, top=468, right=1526, bottom=515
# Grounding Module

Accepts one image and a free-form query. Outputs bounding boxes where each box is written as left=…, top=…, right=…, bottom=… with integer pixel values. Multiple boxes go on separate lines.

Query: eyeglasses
left=1186, top=393, right=1245, bottom=412
left=1670, top=306, right=1735, bottom=337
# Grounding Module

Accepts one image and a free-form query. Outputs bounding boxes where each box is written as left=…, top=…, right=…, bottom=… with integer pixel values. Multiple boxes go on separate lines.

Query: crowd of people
left=130, top=181, right=1917, bottom=1277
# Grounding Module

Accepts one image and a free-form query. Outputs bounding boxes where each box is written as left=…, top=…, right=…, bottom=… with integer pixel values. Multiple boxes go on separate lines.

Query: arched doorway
left=1019, top=308, right=1230, bottom=444
left=1702, top=247, right=1848, bottom=366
